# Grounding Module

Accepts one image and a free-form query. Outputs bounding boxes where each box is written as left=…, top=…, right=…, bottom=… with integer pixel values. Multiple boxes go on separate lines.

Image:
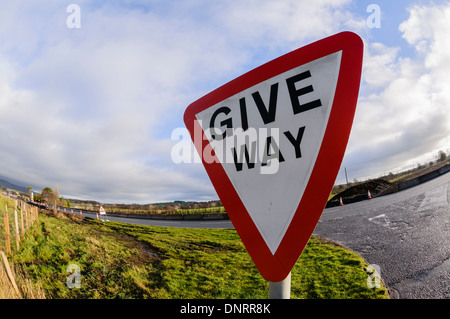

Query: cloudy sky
left=0, top=0, right=449, bottom=203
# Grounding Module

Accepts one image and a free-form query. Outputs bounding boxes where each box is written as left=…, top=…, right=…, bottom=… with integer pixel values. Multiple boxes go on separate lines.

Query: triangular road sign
left=184, top=32, right=363, bottom=282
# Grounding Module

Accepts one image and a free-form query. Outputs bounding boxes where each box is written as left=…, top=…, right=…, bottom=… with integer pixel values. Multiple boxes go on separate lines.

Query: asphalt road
left=314, top=172, right=449, bottom=299
left=82, top=172, right=449, bottom=299
left=81, top=212, right=234, bottom=228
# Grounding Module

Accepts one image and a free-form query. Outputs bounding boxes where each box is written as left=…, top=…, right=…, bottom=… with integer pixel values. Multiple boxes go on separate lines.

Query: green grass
left=71, top=205, right=227, bottom=216
left=174, top=206, right=226, bottom=215
left=10, top=212, right=388, bottom=299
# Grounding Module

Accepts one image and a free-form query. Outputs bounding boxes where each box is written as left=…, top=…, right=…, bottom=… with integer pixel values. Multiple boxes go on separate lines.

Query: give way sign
left=184, top=32, right=363, bottom=282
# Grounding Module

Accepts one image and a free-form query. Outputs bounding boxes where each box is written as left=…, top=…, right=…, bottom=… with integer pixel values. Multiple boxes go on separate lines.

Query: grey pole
left=269, top=272, right=291, bottom=299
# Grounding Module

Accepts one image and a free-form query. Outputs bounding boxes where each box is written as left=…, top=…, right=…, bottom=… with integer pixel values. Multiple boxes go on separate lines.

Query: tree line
left=32, top=186, right=71, bottom=208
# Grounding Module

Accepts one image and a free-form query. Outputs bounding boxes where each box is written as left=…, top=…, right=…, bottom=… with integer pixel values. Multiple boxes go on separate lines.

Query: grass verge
left=7, top=211, right=388, bottom=299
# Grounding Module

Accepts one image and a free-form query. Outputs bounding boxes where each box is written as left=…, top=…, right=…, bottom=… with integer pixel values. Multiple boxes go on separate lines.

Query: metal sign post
left=269, top=272, right=291, bottom=299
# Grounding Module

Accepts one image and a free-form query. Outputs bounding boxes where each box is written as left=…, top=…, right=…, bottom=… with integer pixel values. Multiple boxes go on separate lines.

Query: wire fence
left=0, top=194, right=39, bottom=298
left=0, top=196, right=38, bottom=256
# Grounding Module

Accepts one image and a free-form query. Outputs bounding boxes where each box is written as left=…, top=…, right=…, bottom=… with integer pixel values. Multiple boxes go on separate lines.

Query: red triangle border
left=184, top=32, right=363, bottom=282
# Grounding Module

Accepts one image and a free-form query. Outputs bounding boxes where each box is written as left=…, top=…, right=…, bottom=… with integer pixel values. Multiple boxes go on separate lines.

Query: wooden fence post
left=14, top=202, right=20, bottom=251
left=4, top=204, right=12, bottom=255
left=29, top=206, right=33, bottom=226
left=20, top=202, right=25, bottom=239
left=25, top=205, right=29, bottom=231
left=0, top=250, right=21, bottom=297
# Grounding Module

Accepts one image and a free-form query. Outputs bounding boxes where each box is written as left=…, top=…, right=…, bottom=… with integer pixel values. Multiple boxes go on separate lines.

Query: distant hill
left=0, top=177, right=28, bottom=192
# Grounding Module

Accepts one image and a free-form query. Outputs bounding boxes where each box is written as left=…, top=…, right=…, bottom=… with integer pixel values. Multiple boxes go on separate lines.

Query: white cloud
left=215, top=0, right=354, bottom=47
left=362, top=42, right=401, bottom=89
left=340, top=3, right=450, bottom=182
left=0, top=0, right=359, bottom=202
left=5, top=1, right=447, bottom=202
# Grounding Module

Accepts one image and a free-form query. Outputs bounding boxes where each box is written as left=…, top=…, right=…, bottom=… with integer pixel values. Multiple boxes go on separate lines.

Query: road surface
left=81, top=212, right=234, bottom=228
left=81, top=172, right=449, bottom=299
left=314, top=172, right=449, bottom=299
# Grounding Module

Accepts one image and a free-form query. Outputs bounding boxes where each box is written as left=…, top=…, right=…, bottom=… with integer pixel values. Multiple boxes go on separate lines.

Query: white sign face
left=195, top=51, right=342, bottom=254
